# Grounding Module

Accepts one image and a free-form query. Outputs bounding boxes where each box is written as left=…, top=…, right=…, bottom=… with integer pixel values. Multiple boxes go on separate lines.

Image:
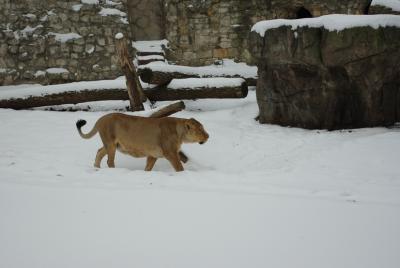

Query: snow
left=168, top=77, right=245, bottom=89
left=85, top=45, right=95, bottom=54
left=0, top=68, right=14, bottom=73
left=0, top=78, right=125, bottom=100
left=133, top=39, right=169, bottom=53
left=34, top=70, right=46, bottom=78
left=46, top=68, right=69, bottom=74
left=115, top=32, right=124, bottom=39
left=81, top=0, right=99, bottom=4
left=0, top=91, right=400, bottom=267
left=40, top=15, right=48, bottom=22
left=120, top=17, right=129, bottom=24
left=21, top=25, right=43, bottom=34
left=22, top=13, right=37, bottom=19
left=140, top=60, right=257, bottom=79
left=252, top=14, right=400, bottom=37
left=106, top=0, right=121, bottom=6
left=137, top=55, right=165, bottom=61
left=72, top=4, right=83, bottom=11
left=35, top=99, right=131, bottom=112
left=47, top=32, right=82, bottom=42
left=372, top=0, right=400, bottom=11
left=99, top=7, right=126, bottom=17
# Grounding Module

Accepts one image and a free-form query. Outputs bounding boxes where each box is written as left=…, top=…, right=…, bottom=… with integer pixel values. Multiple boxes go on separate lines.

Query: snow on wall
left=252, top=14, right=400, bottom=37
left=372, top=0, right=400, bottom=12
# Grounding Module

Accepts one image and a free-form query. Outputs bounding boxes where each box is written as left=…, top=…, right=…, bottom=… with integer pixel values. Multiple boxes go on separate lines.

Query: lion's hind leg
left=94, top=147, right=107, bottom=168
left=105, top=144, right=117, bottom=168
left=145, top=156, right=157, bottom=171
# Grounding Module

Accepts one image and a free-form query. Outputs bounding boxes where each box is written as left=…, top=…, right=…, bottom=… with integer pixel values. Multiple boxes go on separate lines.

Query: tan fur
left=77, top=113, right=209, bottom=172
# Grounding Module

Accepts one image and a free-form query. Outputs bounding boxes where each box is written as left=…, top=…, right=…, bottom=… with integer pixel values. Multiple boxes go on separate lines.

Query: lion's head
left=183, top=118, right=209, bottom=144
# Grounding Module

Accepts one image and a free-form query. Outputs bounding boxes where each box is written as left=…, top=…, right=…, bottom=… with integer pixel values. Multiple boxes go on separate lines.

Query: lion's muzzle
left=199, top=132, right=209, bottom=144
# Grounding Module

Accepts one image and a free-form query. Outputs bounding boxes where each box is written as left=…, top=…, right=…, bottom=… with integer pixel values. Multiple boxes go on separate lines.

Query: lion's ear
left=185, top=122, right=191, bottom=130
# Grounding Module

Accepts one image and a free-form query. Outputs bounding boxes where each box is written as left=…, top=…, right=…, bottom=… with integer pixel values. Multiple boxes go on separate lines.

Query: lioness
left=76, top=113, right=209, bottom=172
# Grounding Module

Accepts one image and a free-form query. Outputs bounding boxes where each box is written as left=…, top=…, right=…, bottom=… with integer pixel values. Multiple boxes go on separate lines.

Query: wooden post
left=115, top=33, right=146, bottom=111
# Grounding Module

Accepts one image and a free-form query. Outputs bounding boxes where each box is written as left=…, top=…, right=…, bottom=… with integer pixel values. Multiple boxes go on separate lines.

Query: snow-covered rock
left=251, top=14, right=400, bottom=37
left=250, top=14, right=400, bottom=129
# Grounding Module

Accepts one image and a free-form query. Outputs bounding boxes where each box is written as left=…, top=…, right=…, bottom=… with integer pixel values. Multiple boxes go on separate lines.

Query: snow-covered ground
left=1, top=91, right=400, bottom=268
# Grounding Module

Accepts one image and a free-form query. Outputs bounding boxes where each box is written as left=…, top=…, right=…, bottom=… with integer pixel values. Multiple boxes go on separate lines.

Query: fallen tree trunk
left=145, top=82, right=248, bottom=101
left=138, top=67, right=257, bottom=87
left=0, top=81, right=247, bottom=110
left=0, top=89, right=128, bottom=110
left=149, top=101, right=185, bottom=118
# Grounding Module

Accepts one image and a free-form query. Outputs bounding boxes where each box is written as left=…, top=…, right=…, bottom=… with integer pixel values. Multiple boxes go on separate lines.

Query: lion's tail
left=76, top=119, right=98, bottom=139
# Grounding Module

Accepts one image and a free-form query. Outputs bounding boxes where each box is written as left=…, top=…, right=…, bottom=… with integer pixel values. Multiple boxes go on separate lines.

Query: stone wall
left=0, top=0, right=132, bottom=85
left=126, top=0, right=165, bottom=40
left=164, top=0, right=372, bottom=66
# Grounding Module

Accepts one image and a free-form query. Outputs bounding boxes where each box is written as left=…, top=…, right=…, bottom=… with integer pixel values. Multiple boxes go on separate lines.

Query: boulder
left=250, top=15, right=400, bottom=129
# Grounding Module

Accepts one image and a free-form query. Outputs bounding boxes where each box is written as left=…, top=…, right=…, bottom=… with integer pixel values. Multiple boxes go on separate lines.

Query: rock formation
left=250, top=15, right=400, bottom=129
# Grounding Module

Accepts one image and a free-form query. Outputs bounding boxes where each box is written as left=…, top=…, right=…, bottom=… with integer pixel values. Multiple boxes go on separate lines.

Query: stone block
left=78, top=27, right=90, bottom=36
left=56, top=58, right=67, bottom=66
left=97, top=38, right=106, bottom=46
left=213, top=48, right=230, bottom=59
left=8, top=45, right=18, bottom=54
left=49, top=45, right=61, bottom=55
left=72, top=45, right=84, bottom=53
left=0, top=44, right=8, bottom=56
left=197, top=49, right=212, bottom=58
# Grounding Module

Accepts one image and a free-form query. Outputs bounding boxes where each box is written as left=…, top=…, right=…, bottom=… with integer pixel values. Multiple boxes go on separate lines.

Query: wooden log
left=0, top=82, right=247, bottom=110
left=149, top=101, right=185, bottom=118
left=145, top=82, right=248, bottom=101
left=136, top=51, right=164, bottom=57
left=115, top=33, right=146, bottom=111
left=138, top=58, right=164, bottom=66
left=138, top=67, right=257, bottom=86
left=0, top=89, right=129, bottom=110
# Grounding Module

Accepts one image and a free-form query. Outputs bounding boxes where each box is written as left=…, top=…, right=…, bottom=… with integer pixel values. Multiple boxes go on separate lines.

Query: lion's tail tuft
left=76, top=119, right=97, bottom=139
left=76, top=119, right=87, bottom=130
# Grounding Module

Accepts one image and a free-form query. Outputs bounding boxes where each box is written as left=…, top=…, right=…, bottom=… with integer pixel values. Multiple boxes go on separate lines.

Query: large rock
left=250, top=15, right=400, bottom=129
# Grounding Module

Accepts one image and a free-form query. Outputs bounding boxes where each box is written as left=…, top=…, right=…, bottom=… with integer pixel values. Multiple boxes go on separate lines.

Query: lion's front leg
left=164, top=152, right=184, bottom=172
left=178, top=151, right=188, bottom=163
